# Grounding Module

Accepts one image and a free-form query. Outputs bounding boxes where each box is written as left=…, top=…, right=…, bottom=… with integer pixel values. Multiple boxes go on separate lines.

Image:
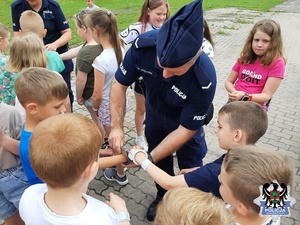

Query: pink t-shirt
left=232, top=57, right=285, bottom=109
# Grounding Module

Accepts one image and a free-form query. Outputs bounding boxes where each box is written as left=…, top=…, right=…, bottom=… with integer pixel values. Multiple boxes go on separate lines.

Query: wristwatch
left=116, top=211, right=130, bottom=223
left=127, top=147, right=148, bottom=165
left=241, top=92, right=249, bottom=101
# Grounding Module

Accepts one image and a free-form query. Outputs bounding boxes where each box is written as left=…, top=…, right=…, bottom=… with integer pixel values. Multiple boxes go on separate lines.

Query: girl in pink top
left=225, top=19, right=286, bottom=111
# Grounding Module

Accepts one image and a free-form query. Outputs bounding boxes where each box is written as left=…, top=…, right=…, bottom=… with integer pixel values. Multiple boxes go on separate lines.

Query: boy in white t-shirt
left=19, top=114, right=130, bottom=225
left=86, top=0, right=99, bottom=11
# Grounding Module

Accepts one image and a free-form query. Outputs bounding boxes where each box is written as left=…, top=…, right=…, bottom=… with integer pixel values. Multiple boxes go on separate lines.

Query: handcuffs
left=127, top=146, right=148, bottom=165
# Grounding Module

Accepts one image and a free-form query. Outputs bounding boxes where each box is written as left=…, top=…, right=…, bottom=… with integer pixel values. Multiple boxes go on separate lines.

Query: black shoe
left=146, top=198, right=161, bottom=221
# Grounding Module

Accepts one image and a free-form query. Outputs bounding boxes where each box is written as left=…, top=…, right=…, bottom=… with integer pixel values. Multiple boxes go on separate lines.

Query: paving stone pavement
left=271, top=0, right=300, bottom=13
left=71, top=7, right=300, bottom=225
left=1, top=4, right=298, bottom=225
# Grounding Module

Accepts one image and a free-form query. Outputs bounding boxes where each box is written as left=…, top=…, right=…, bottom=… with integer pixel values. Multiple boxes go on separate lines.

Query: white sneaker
left=135, top=136, right=148, bottom=152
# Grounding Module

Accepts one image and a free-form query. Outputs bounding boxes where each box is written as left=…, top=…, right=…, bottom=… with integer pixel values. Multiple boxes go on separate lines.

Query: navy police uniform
left=11, top=0, right=74, bottom=105
left=115, top=29, right=217, bottom=198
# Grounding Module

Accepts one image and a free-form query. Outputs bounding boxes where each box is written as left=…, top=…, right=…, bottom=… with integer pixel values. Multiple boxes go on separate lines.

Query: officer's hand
left=45, top=43, right=57, bottom=51
left=109, top=127, right=124, bottom=154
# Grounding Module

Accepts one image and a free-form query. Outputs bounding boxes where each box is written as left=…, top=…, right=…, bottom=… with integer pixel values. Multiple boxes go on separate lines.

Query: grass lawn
left=1, top=0, right=284, bottom=47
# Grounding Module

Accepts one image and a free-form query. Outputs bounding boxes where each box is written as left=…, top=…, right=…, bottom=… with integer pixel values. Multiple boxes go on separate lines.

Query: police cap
left=157, top=0, right=204, bottom=68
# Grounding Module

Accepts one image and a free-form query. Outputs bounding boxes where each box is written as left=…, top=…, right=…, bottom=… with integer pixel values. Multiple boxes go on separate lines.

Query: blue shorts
left=0, top=165, right=30, bottom=219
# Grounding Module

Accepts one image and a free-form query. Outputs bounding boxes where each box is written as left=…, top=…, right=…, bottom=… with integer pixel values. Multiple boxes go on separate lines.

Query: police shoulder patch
left=134, top=37, right=156, bottom=49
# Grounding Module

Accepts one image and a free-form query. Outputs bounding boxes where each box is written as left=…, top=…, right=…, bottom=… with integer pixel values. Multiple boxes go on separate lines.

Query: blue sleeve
left=180, top=53, right=217, bottom=130
left=11, top=0, right=22, bottom=32
left=184, top=155, right=224, bottom=198
left=49, top=2, right=70, bottom=32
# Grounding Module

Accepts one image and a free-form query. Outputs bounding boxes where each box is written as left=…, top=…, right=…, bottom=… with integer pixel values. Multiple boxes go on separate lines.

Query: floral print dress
left=0, top=54, right=18, bottom=105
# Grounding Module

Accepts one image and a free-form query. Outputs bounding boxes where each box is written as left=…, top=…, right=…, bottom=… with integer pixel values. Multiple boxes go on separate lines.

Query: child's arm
left=0, top=128, right=20, bottom=155
left=105, top=192, right=130, bottom=225
left=225, top=70, right=238, bottom=94
left=76, top=71, right=88, bottom=105
left=45, top=28, right=72, bottom=51
left=179, top=166, right=200, bottom=174
left=60, top=45, right=82, bottom=60
left=98, top=151, right=128, bottom=170
left=133, top=151, right=188, bottom=190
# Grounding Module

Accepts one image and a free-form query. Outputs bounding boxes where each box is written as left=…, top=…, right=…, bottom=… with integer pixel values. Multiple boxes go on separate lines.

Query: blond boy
left=19, top=10, right=65, bottom=73
left=219, top=146, right=294, bottom=225
left=19, top=114, right=130, bottom=225
left=129, top=101, right=268, bottom=198
left=155, top=187, right=235, bottom=225
left=15, top=67, right=68, bottom=184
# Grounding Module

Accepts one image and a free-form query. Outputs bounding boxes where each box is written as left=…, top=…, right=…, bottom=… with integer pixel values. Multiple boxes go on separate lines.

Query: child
left=155, top=187, right=235, bottom=225
left=14, top=67, right=69, bottom=185
left=6, top=34, right=47, bottom=73
left=0, top=23, right=17, bottom=106
left=86, top=9, right=127, bottom=185
left=6, top=33, right=71, bottom=117
left=219, top=146, right=293, bottom=225
left=128, top=101, right=268, bottom=197
left=120, top=0, right=170, bottom=151
left=86, top=0, right=99, bottom=11
left=70, top=10, right=108, bottom=150
left=19, top=113, right=130, bottom=225
left=225, top=19, right=285, bottom=111
left=0, top=102, right=30, bottom=225
left=202, top=18, right=214, bottom=60
left=19, top=10, right=65, bottom=74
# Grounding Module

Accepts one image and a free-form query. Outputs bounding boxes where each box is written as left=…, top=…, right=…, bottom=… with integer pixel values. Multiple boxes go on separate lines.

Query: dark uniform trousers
left=145, top=103, right=207, bottom=199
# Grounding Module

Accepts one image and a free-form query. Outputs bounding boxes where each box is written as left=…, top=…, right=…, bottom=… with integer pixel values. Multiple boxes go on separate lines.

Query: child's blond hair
left=0, top=23, right=10, bottom=39
left=6, top=33, right=48, bottom=72
left=30, top=114, right=102, bottom=188
left=155, top=187, right=235, bottom=225
left=19, top=10, right=45, bottom=37
left=223, top=146, right=294, bottom=213
left=219, top=101, right=268, bottom=144
left=14, top=67, right=68, bottom=107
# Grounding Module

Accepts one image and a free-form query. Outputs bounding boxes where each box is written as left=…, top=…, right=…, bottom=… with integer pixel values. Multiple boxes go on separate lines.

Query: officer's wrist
left=147, top=152, right=154, bottom=164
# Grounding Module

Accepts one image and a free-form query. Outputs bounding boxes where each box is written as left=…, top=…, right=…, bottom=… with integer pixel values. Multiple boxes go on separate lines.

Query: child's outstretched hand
left=105, top=192, right=128, bottom=213
left=124, top=145, right=148, bottom=168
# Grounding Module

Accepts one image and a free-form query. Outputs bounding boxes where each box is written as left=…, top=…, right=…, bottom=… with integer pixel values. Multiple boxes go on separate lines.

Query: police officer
left=11, top=0, right=74, bottom=108
left=109, top=0, right=216, bottom=221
